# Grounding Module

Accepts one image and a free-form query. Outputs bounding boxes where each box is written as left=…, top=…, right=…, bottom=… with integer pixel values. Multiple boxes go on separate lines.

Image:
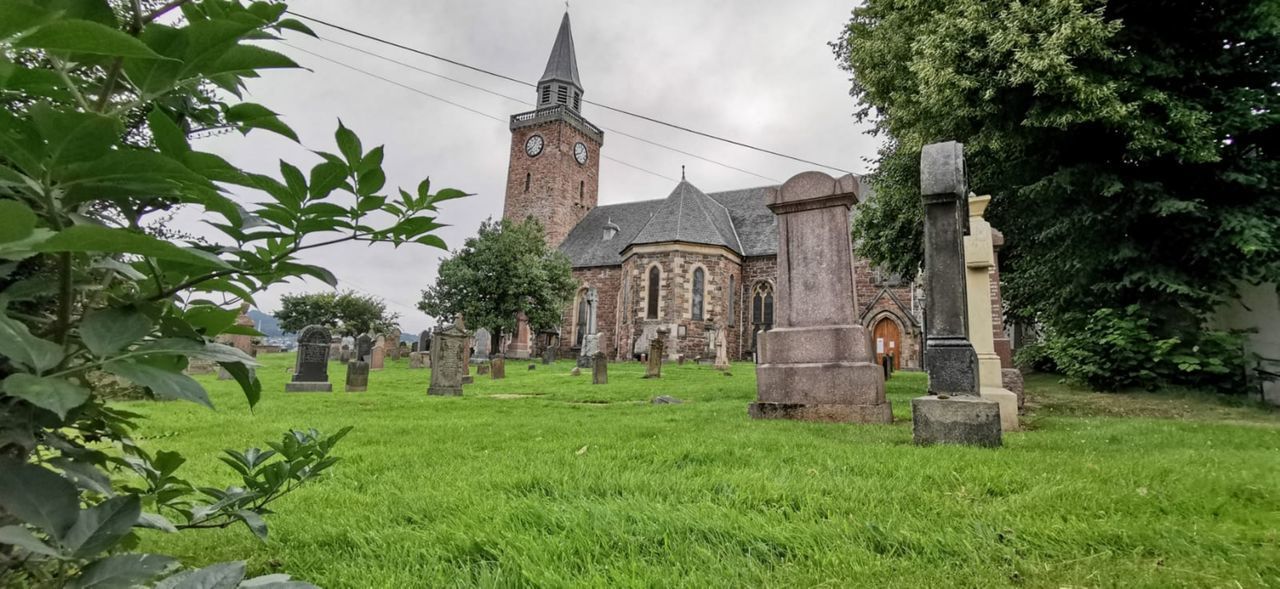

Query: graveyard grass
left=129, top=355, right=1279, bottom=588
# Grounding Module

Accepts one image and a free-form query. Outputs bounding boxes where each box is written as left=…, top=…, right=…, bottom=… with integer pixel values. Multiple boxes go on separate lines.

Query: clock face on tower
left=525, top=134, right=544, bottom=157
left=574, top=142, right=588, bottom=165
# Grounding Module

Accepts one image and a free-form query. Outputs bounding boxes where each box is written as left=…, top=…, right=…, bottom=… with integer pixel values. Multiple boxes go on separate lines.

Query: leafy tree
left=275, top=290, right=399, bottom=337
left=834, top=0, right=1280, bottom=391
left=419, top=217, right=576, bottom=351
left=0, top=0, right=463, bottom=585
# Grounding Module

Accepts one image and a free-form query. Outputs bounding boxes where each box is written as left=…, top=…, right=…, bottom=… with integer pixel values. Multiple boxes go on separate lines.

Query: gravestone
left=286, top=325, right=332, bottom=392
left=490, top=353, right=505, bottom=379
left=473, top=328, right=492, bottom=360
left=749, top=172, right=890, bottom=423
left=570, top=366, right=581, bottom=377
left=339, top=345, right=351, bottom=363
left=456, top=314, right=473, bottom=385
left=370, top=335, right=386, bottom=370
left=408, top=351, right=427, bottom=369
left=644, top=329, right=667, bottom=379
left=388, top=328, right=402, bottom=360
left=217, top=306, right=258, bottom=380
left=477, top=362, right=490, bottom=375
left=578, top=333, right=599, bottom=368
left=328, top=338, right=343, bottom=363
left=345, top=361, right=369, bottom=392
left=427, top=321, right=467, bottom=396
left=964, top=194, right=1019, bottom=431
left=713, top=328, right=730, bottom=371
left=398, top=341, right=409, bottom=360
left=411, top=342, right=419, bottom=353
left=356, top=334, right=373, bottom=363
left=911, top=141, right=1001, bottom=447
left=418, top=330, right=431, bottom=354
left=592, top=351, right=607, bottom=385
left=541, top=341, right=557, bottom=365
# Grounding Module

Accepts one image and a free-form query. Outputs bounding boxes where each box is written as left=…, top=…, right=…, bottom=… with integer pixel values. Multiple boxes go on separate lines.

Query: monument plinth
left=749, top=172, right=891, bottom=424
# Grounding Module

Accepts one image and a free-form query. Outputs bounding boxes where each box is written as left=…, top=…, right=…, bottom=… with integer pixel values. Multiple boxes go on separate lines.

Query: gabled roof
left=558, top=183, right=779, bottom=268
left=628, top=180, right=743, bottom=254
left=540, top=12, right=582, bottom=90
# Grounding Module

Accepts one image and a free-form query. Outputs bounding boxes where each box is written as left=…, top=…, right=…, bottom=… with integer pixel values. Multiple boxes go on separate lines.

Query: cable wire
left=286, top=11, right=855, bottom=175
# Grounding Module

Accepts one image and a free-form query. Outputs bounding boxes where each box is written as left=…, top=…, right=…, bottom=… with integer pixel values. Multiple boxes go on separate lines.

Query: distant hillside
left=247, top=309, right=286, bottom=337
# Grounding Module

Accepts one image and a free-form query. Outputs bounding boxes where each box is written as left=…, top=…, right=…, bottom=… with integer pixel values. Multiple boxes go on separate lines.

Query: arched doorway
left=872, top=316, right=901, bottom=370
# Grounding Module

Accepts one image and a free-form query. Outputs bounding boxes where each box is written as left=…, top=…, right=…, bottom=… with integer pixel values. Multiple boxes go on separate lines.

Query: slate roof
left=558, top=182, right=780, bottom=268
left=540, top=13, right=582, bottom=90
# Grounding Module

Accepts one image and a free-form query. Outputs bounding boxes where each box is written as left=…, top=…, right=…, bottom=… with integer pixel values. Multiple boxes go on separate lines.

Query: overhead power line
left=286, top=11, right=856, bottom=176
left=285, top=44, right=678, bottom=183
left=311, top=36, right=778, bottom=182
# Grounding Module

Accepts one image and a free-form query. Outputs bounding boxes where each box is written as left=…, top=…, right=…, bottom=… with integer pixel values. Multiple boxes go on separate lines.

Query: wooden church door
left=873, top=317, right=900, bottom=370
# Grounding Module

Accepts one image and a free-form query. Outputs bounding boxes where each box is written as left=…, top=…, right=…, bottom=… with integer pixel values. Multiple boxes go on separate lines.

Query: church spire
left=537, top=12, right=584, bottom=111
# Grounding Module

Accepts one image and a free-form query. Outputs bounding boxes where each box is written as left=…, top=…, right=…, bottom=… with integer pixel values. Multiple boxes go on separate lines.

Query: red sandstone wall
left=503, top=120, right=601, bottom=247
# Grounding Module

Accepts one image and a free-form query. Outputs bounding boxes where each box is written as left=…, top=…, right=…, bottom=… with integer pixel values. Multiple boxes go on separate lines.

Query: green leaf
left=275, top=18, right=317, bottom=38
left=225, top=102, right=298, bottom=142
left=16, top=19, right=173, bottom=59
left=154, top=561, right=246, bottom=589
left=218, top=361, right=261, bottom=409
left=204, top=44, right=298, bottom=75
left=0, top=525, right=62, bottom=557
left=81, top=308, right=153, bottom=356
left=183, top=305, right=239, bottom=336
left=63, top=495, right=141, bottom=558
left=122, top=23, right=185, bottom=97
left=0, top=199, right=37, bottom=243
left=335, top=121, right=361, bottom=165
left=147, top=109, right=190, bottom=156
left=36, top=225, right=231, bottom=269
left=44, top=0, right=118, bottom=26
left=71, top=553, right=179, bottom=589
left=308, top=161, right=347, bottom=198
left=49, top=457, right=112, bottom=495
left=2, top=374, right=90, bottom=418
left=104, top=361, right=211, bottom=408
left=0, top=458, right=79, bottom=540
left=235, top=510, right=267, bottom=541
left=29, top=104, right=121, bottom=168
left=135, top=512, right=177, bottom=533
left=0, top=314, right=65, bottom=373
left=0, top=0, right=55, bottom=40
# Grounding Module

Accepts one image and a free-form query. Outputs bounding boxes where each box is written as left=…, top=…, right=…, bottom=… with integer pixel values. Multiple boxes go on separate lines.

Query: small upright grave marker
left=286, top=325, right=333, bottom=392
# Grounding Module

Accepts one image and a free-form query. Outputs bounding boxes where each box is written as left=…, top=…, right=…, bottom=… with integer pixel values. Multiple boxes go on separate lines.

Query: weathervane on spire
left=681, top=165, right=686, bottom=180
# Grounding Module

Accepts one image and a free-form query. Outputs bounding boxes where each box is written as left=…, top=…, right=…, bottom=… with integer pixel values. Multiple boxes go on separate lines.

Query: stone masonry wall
left=503, top=119, right=602, bottom=247
left=559, top=265, right=622, bottom=359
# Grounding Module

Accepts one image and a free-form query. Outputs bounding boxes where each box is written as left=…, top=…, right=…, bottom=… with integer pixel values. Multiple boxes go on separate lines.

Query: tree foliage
left=835, top=0, right=1280, bottom=391
left=419, top=217, right=576, bottom=348
left=0, top=0, right=463, bottom=585
left=275, top=290, right=399, bottom=337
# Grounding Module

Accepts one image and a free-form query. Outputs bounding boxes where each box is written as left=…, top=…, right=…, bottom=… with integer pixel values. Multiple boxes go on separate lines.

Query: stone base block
left=756, top=361, right=886, bottom=405
left=758, top=325, right=873, bottom=365
left=285, top=382, right=332, bottom=393
left=925, top=338, right=979, bottom=395
left=1001, top=368, right=1025, bottom=409
left=980, top=387, right=1019, bottom=432
left=345, top=385, right=366, bottom=393
left=749, top=401, right=892, bottom=424
left=911, top=396, right=1001, bottom=447
left=461, top=375, right=473, bottom=385
left=427, top=385, right=462, bottom=396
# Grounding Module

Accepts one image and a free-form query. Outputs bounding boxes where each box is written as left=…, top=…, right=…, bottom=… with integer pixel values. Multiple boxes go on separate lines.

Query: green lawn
left=128, top=353, right=1280, bottom=588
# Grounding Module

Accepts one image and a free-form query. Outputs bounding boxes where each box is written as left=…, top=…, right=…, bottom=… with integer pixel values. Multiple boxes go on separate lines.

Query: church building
left=500, top=13, right=932, bottom=367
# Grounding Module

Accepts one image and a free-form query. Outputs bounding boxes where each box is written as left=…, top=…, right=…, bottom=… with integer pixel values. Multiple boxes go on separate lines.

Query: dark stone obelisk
left=912, top=141, right=1001, bottom=447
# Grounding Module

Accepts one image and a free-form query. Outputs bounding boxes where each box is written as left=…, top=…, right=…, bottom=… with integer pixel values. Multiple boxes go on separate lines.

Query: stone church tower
left=503, top=12, right=604, bottom=248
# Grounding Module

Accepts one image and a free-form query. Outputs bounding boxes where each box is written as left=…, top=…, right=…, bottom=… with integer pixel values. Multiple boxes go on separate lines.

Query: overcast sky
left=185, top=0, right=879, bottom=334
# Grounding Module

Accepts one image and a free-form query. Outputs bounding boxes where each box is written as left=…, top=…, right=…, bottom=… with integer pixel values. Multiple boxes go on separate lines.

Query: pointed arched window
left=751, top=282, right=774, bottom=352
left=647, top=266, right=660, bottom=319
left=691, top=268, right=705, bottom=321
left=728, top=275, right=735, bottom=326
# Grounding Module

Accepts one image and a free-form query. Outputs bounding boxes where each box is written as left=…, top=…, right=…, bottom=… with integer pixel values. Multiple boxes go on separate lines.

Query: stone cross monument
left=911, top=141, right=1001, bottom=446
left=286, top=325, right=333, bottom=392
left=749, top=171, right=891, bottom=423
left=964, top=195, right=1019, bottom=431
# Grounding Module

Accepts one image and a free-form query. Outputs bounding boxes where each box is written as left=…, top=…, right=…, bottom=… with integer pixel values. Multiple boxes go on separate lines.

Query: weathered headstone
left=286, top=325, right=333, bottom=392
left=541, top=342, right=557, bottom=365
left=427, top=321, right=467, bottom=396
left=713, top=328, right=730, bottom=371
left=749, top=172, right=890, bottom=423
left=644, top=329, right=667, bottom=379
left=328, top=337, right=343, bottom=363
left=418, top=330, right=431, bottom=354
left=578, top=333, right=599, bottom=368
left=356, top=334, right=373, bottom=363
left=345, top=361, right=369, bottom=392
left=456, top=314, right=473, bottom=385
left=591, top=351, right=607, bottom=384
left=398, top=341, right=409, bottom=360
left=408, top=351, right=427, bottom=369
left=964, top=194, right=1019, bottom=431
left=490, top=353, right=506, bottom=379
left=388, top=328, right=402, bottom=360
left=339, top=345, right=351, bottom=363
left=570, top=366, right=581, bottom=377
left=912, top=141, right=1001, bottom=447
left=477, top=362, right=490, bottom=375
left=473, top=328, right=492, bottom=360
left=370, top=334, right=386, bottom=370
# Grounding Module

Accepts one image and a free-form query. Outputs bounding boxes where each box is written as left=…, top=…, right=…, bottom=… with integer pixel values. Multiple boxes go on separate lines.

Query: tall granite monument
left=749, top=172, right=891, bottom=423
left=911, top=142, right=1002, bottom=447
left=286, top=325, right=333, bottom=392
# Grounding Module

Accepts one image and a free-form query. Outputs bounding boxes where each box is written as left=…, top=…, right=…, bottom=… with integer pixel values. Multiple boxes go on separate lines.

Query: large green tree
left=419, top=217, right=576, bottom=350
left=0, top=0, right=462, bottom=584
left=275, top=290, right=399, bottom=336
left=835, top=0, right=1280, bottom=391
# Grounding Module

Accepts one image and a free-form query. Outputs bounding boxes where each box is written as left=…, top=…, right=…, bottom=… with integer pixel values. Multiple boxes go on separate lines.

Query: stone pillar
left=506, top=312, right=532, bottom=359
left=578, top=333, right=599, bottom=368
left=749, top=172, right=891, bottom=423
left=456, top=314, right=473, bottom=385
left=592, top=351, right=607, bottom=384
left=912, top=141, right=1001, bottom=447
left=490, top=353, right=506, bottom=380
left=964, top=195, right=1019, bottom=431
left=345, top=361, right=369, bottom=392
left=713, top=327, right=730, bottom=371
